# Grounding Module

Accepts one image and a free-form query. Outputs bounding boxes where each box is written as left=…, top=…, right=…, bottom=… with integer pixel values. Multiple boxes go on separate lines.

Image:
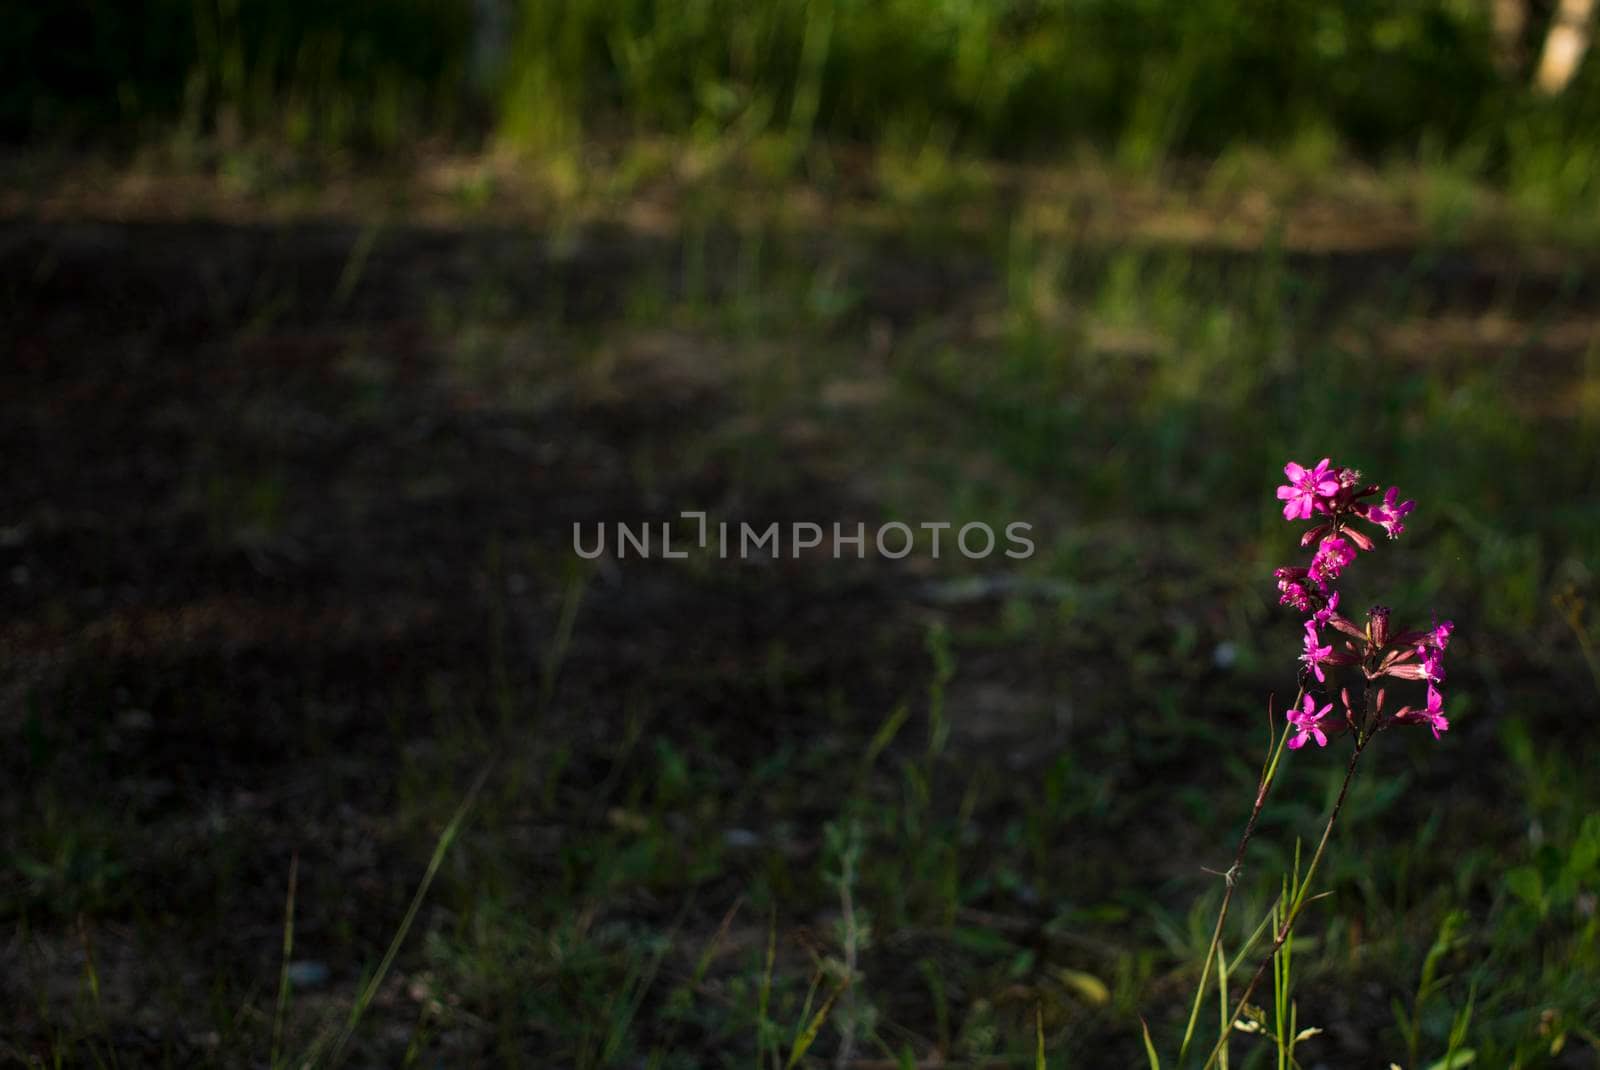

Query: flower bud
left=1367, top=605, right=1391, bottom=649
left=1343, top=527, right=1375, bottom=552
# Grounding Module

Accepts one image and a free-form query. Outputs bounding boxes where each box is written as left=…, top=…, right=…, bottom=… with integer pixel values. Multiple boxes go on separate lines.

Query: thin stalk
left=1179, top=693, right=1298, bottom=1062
left=1202, top=738, right=1366, bottom=1070
left=1276, top=843, right=1301, bottom=1070
left=307, top=765, right=490, bottom=1068
left=1215, top=938, right=1229, bottom=1070
left=270, top=852, right=299, bottom=1068
left=1273, top=872, right=1291, bottom=1070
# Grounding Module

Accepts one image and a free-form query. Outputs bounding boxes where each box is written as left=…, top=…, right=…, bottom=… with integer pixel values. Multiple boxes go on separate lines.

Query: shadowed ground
left=3, top=176, right=1599, bottom=1065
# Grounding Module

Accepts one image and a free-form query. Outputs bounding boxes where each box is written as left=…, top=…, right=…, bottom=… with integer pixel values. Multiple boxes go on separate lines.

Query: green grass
left=15, top=0, right=1600, bottom=229
left=4, top=146, right=1600, bottom=1067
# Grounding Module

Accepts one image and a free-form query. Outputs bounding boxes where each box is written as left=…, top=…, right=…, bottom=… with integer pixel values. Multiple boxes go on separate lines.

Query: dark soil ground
left=3, top=170, right=1599, bottom=1067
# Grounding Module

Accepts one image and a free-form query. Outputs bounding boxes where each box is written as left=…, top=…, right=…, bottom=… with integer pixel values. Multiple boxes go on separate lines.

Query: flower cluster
left=1272, top=459, right=1452, bottom=749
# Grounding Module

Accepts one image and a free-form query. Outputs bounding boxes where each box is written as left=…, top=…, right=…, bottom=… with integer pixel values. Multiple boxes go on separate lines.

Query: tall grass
left=13, top=0, right=1600, bottom=206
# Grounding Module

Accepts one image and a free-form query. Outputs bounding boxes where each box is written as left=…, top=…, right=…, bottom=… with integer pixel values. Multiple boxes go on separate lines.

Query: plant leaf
left=1056, top=968, right=1110, bottom=1007
left=1140, top=1017, right=1162, bottom=1070
left=786, top=980, right=847, bottom=1069
left=1422, top=1051, right=1476, bottom=1070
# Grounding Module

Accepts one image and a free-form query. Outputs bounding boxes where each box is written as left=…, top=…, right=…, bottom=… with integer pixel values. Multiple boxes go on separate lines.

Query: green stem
left=1202, top=737, right=1366, bottom=1070
left=1179, top=694, right=1297, bottom=1063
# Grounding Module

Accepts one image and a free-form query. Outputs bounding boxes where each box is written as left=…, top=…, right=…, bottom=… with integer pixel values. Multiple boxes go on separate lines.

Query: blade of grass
left=330, top=219, right=381, bottom=313
left=79, top=916, right=118, bottom=1070
left=1216, top=939, right=1229, bottom=1070
left=1231, top=897, right=1281, bottom=968
left=786, top=978, right=848, bottom=1070
left=757, top=911, right=777, bottom=1070
left=1140, top=1017, right=1162, bottom=1069
left=307, top=764, right=491, bottom=1068
left=602, top=895, right=696, bottom=1065
left=541, top=565, right=588, bottom=709
left=271, top=851, right=299, bottom=1068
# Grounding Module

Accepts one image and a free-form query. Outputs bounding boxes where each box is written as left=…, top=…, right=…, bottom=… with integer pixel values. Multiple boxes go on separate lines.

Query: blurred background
left=3, top=1, right=1600, bottom=1065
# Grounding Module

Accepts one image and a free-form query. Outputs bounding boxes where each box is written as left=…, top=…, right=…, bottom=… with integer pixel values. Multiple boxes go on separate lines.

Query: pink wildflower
left=1275, top=566, right=1315, bottom=612
left=1312, top=591, right=1340, bottom=626
left=1420, top=685, right=1450, bottom=738
left=1277, top=459, right=1341, bottom=521
left=1429, top=617, right=1454, bottom=651
left=1417, top=644, right=1444, bottom=684
left=1301, top=622, right=1334, bottom=682
left=1309, top=536, right=1356, bottom=587
left=1287, top=695, right=1334, bottom=749
left=1362, top=487, right=1415, bottom=539
left=1394, top=684, right=1451, bottom=739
